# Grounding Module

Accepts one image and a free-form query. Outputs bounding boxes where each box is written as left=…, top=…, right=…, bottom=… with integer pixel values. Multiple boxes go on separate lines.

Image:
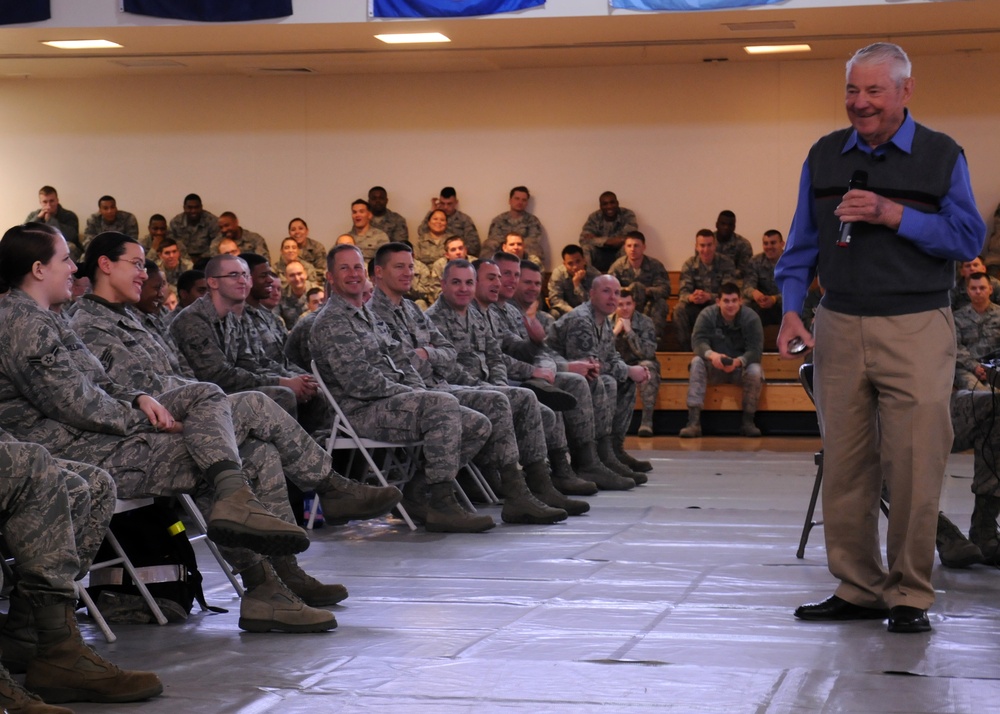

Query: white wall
left=1, top=50, right=997, bottom=269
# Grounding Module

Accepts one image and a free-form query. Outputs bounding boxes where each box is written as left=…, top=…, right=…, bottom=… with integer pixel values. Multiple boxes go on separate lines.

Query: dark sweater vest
left=809, top=123, right=961, bottom=316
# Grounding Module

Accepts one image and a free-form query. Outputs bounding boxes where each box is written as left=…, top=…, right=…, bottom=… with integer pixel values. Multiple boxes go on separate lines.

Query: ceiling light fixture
left=744, top=44, right=811, bottom=55
left=43, top=40, right=123, bottom=50
left=374, top=32, right=450, bottom=45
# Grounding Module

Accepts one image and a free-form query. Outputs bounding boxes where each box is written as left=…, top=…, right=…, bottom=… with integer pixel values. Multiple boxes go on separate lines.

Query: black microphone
left=836, top=170, right=869, bottom=247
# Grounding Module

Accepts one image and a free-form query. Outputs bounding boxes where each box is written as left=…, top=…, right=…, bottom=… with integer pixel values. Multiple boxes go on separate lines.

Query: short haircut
left=599, top=190, right=617, bottom=201
left=367, top=258, right=376, bottom=278
left=625, top=230, right=645, bottom=243
left=471, top=258, right=496, bottom=273
left=284, top=259, right=305, bottom=273
left=177, top=269, right=206, bottom=293
left=149, top=214, right=167, bottom=225
left=0, top=222, right=60, bottom=291
left=205, top=254, right=245, bottom=279
left=80, top=231, right=140, bottom=281
left=219, top=211, right=237, bottom=221
left=144, top=259, right=161, bottom=276
left=306, top=286, right=324, bottom=299
left=503, top=232, right=524, bottom=243
left=492, top=250, right=519, bottom=266
left=764, top=229, right=784, bottom=240
left=719, top=282, right=741, bottom=296
left=240, top=252, right=269, bottom=271
left=183, top=193, right=202, bottom=204
left=696, top=229, right=715, bottom=240
left=509, top=185, right=529, bottom=198
left=561, top=244, right=584, bottom=259
left=157, top=237, right=179, bottom=252
left=718, top=210, right=736, bottom=221
left=439, top=186, right=457, bottom=199
left=326, top=243, right=363, bottom=271
left=351, top=199, right=370, bottom=210
left=444, top=235, right=466, bottom=250
left=969, top=272, right=990, bottom=283
left=619, top=285, right=636, bottom=300
left=39, top=186, right=57, bottom=196
left=443, top=258, right=474, bottom=282
left=98, top=195, right=115, bottom=206
left=368, top=185, right=386, bottom=195
left=520, top=260, right=541, bottom=274
left=374, top=241, right=413, bottom=268
left=848, top=42, right=911, bottom=86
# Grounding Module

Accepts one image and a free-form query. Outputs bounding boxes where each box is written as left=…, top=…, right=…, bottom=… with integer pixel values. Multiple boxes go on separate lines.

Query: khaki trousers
left=813, top=306, right=955, bottom=610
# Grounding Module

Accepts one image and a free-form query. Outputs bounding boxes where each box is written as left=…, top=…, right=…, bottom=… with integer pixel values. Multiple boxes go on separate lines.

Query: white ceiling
left=1, top=0, right=999, bottom=78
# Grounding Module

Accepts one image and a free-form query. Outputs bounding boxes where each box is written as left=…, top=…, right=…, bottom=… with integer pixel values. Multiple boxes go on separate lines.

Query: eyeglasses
left=117, top=258, right=148, bottom=274
left=210, top=272, right=251, bottom=281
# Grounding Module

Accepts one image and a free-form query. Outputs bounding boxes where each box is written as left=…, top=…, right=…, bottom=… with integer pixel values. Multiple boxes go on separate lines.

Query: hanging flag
left=611, top=0, right=783, bottom=10
left=372, top=0, right=544, bottom=19
left=0, top=0, right=49, bottom=25
left=122, top=0, right=292, bottom=22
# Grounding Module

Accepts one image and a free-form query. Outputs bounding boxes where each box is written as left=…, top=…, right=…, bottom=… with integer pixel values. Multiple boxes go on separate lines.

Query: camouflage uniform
left=278, top=283, right=315, bottom=330
left=210, top=228, right=271, bottom=263
left=138, top=305, right=195, bottom=378
left=370, top=289, right=526, bottom=471
left=579, top=207, right=638, bottom=273
left=348, top=226, right=390, bottom=263
left=613, top=310, right=661, bottom=422
left=82, top=211, right=140, bottom=248
left=675, top=254, right=738, bottom=351
left=64, top=298, right=345, bottom=572
left=0, top=289, right=258, bottom=501
left=25, top=206, right=80, bottom=256
left=741, top=252, right=784, bottom=326
left=953, top=302, right=1000, bottom=390
left=413, top=231, right=453, bottom=269
left=284, top=310, right=316, bottom=372
left=169, top=295, right=297, bottom=414
left=295, top=237, right=330, bottom=277
left=549, top=302, right=636, bottom=441
left=687, top=304, right=764, bottom=413
left=371, top=209, right=410, bottom=246
left=951, top=390, right=1000, bottom=498
left=714, top=232, right=754, bottom=279
left=310, top=293, right=491, bottom=485
left=408, top=259, right=437, bottom=309
left=245, top=303, right=293, bottom=366
left=491, top=300, right=609, bottom=450
left=158, top=256, right=195, bottom=288
left=608, top=255, right=671, bottom=338
left=546, top=263, right=602, bottom=318
left=484, top=212, right=545, bottom=263
left=275, top=257, right=320, bottom=289
left=0, top=438, right=110, bottom=604
left=168, top=210, right=220, bottom=262
left=419, top=211, right=481, bottom=259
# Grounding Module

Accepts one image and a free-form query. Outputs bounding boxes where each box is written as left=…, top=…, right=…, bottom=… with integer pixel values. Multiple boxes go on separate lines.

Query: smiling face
left=845, top=59, right=913, bottom=148
left=516, top=266, right=543, bottom=306
left=40, top=234, right=77, bottom=306
left=475, top=263, right=501, bottom=306
left=718, top=290, right=742, bottom=321
left=281, top=238, right=300, bottom=264
left=427, top=210, right=448, bottom=235
left=137, top=268, right=166, bottom=313
left=502, top=234, right=525, bottom=258
left=285, top=261, right=308, bottom=292
left=377, top=250, right=415, bottom=298
left=762, top=233, right=785, bottom=262
left=101, top=242, right=148, bottom=304
left=441, top=264, right=477, bottom=310
left=351, top=203, right=371, bottom=231
left=288, top=219, right=308, bottom=244
left=328, top=247, right=366, bottom=305
left=696, top=234, right=716, bottom=265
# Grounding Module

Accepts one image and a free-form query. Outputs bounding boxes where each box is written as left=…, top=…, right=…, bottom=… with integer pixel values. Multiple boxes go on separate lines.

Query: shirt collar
left=842, top=109, right=914, bottom=156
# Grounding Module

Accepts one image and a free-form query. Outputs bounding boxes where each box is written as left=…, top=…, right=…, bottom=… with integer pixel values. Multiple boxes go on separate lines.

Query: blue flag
left=122, top=0, right=292, bottom=22
left=611, top=0, right=783, bottom=10
left=0, top=0, right=49, bottom=25
left=372, top=0, right=543, bottom=19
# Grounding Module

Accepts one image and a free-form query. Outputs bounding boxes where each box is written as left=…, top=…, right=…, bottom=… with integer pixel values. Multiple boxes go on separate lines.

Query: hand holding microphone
left=836, top=170, right=869, bottom=247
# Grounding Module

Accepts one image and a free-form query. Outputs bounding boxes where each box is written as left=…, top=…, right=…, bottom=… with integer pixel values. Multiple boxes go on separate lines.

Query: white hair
left=847, top=42, right=912, bottom=86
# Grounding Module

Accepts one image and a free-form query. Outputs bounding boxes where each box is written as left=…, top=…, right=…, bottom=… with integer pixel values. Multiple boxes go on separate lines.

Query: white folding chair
left=310, top=361, right=422, bottom=531
left=177, top=494, right=244, bottom=598
left=84, top=499, right=169, bottom=643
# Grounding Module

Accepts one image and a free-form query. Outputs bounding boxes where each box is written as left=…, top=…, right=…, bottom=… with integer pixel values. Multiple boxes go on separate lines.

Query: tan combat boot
left=238, top=561, right=338, bottom=633
left=207, top=484, right=310, bottom=556
left=272, top=555, right=349, bottom=607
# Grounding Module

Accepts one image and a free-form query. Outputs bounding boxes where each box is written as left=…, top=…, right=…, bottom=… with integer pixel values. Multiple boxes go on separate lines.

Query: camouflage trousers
left=436, top=386, right=522, bottom=472
left=497, top=386, right=549, bottom=464
left=0, top=443, right=115, bottom=606
left=951, top=389, right=1000, bottom=498
left=56, top=458, right=116, bottom=578
left=686, top=357, right=764, bottom=414
left=603, top=374, right=638, bottom=441
left=346, top=390, right=491, bottom=485
left=634, top=359, right=662, bottom=420
left=553, top=371, right=604, bottom=447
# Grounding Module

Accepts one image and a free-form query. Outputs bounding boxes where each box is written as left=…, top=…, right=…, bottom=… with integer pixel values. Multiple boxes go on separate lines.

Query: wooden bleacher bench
left=640, top=352, right=814, bottom=413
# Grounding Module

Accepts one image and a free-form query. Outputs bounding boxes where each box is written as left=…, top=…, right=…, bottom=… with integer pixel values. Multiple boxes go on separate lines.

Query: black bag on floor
left=85, top=502, right=225, bottom=624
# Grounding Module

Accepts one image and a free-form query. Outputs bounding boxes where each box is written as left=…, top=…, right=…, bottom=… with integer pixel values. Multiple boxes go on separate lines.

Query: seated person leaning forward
left=678, top=282, right=764, bottom=438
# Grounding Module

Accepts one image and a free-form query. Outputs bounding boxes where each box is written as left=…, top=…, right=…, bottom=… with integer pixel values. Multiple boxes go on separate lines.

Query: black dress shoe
left=794, top=595, right=889, bottom=621
left=887, top=606, right=931, bottom=633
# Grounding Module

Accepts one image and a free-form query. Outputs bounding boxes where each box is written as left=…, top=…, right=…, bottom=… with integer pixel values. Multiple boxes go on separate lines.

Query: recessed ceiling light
left=744, top=44, right=811, bottom=55
left=374, top=32, right=450, bottom=45
left=43, top=40, right=123, bottom=50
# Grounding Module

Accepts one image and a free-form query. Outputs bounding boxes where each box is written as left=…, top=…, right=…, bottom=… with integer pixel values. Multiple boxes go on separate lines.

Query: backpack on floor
left=85, top=502, right=225, bottom=624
